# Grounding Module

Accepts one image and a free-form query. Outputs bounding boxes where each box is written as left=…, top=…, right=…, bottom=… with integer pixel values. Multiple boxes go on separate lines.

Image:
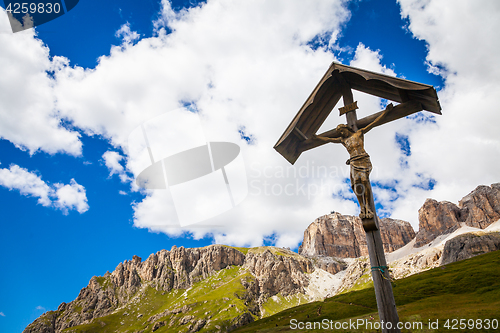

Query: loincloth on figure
left=346, top=153, right=372, bottom=175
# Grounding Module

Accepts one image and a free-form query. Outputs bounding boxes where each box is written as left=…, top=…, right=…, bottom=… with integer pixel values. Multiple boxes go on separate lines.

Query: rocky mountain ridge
left=23, top=246, right=318, bottom=333
left=319, top=184, right=500, bottom=297
left=415, top=183, right=500, bottom=247
left=338, top=221, right=500, bottom=298
left=25, top=228, right=500, bottom=333
left=25, top=183, right=500, bottom=333
left=299, top=183, right=500, bottom=260
left=298, top=213, right=416, bottom=258
left=292, top=183, right=500, bottom=303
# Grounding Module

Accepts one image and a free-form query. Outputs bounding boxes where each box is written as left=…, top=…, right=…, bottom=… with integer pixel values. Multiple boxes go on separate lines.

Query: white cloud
left=387, top=0, right=500, bottom=227
left=54, top=179, right=89, bottom=214
left=48, top=0, right=353, bottom=247
left=115, top=23, right=140, bottom=45
left=51, top=0, right=351, bottom=149
left=103, top=151, right=124, bottom=174
left=350, top=43, right=396, bottom=77
left=102, top=150, right=129, bottom=182
left=3, top=0, right=498, bottom=245
left=35, top=306, right=46, bottom=311
left=0, top=164, right=52, bottom=206
left=0, top=9, right=82, bottom=156
left=0, top=164, right=88, bottom=214
left=399, top=0, right=500, bottom=82
left=0, top=311, right=5, bottom=317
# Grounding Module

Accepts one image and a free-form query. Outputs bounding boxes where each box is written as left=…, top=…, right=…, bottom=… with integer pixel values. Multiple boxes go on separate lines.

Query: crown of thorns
left=336, top=124, right=354, bottom=132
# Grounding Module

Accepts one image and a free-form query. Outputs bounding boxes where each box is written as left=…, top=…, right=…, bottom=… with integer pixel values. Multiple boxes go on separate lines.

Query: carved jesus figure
left=313, top=104, right=393, bottom=220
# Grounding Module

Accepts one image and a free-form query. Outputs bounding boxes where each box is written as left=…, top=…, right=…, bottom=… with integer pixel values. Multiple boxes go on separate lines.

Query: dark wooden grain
left=274, top=62, right=440, bottom=164
left=364, top=183, right=400, bottom=332
left=297, top=100, right=423, bottom=154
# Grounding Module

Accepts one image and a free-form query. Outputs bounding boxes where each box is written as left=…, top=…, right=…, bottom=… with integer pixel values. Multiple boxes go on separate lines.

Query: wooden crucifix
left=274, top=63, right=441, bottom=333
left=312, top=102, right=393, bottom=228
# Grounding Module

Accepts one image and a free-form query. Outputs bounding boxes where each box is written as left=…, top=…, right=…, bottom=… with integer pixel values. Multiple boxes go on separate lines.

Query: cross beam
left=298, top=100, right=423, bottom=152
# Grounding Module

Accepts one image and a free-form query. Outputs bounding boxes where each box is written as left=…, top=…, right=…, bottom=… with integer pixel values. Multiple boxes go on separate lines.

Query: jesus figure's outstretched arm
left=360, top=103, right=394, bottom=134
left=311, top=134, right=343, bottom=144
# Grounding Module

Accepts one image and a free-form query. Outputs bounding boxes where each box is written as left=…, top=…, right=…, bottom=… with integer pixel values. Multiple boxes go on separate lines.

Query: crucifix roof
left=274, top=62, right=441, bottom=164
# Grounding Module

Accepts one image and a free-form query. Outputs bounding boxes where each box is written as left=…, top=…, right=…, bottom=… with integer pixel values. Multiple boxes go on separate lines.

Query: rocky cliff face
left=379, top=218, right=417, bottom=252
left=389, top=246, right=443, bottom=280
left=335, top=258, right=370, bottom=294
left=242, top=249, right=312, bottom=302
left=441, top=232, right=500, bottom=265
left=24, top=246, right=313, bottom=333
left=415, top=199, right=461, bottom=247
left=311, top=256, right=347, bottom=275
left=415, top=183, right=500, bottom=247
left=459, top=184, right=500, bottom=228
left=25, top=183, right=500, bottom=333
left=298, top=213, right=415, bottom=258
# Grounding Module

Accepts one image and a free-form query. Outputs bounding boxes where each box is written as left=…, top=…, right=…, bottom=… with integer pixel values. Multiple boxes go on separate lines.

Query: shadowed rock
left=441, top=232, right=500, bottom=265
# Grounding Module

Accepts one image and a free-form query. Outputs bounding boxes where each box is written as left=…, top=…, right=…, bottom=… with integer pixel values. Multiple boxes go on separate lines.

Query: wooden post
left=364, top=183, right=400, bottom=333
left=336, top=72, right=359, bottom=132
left=340, top=79, right=400, bottom=333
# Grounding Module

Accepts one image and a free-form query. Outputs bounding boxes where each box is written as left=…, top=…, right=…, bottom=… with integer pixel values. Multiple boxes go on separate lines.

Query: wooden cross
left=275, top=63, right=441, bottom=333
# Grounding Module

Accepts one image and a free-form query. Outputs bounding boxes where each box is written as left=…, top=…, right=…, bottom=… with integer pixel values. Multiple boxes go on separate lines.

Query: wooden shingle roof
left=274, top=62, right=441, bottom=164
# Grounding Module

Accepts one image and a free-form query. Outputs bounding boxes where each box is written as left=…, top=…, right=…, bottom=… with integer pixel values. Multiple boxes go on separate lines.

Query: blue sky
left=1, top=0, right=499, bottom=331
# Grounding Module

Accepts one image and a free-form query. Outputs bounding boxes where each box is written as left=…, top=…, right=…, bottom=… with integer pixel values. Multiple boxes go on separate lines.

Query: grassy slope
left=61, top=246, right=311, bottom=333
left=63, top=266, right=255, bottom=333
left=261, top=293, right=309, bottom=318
left=224, top=245, right=305, bottom=258
left=233, top=250, right=500, bottom=333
